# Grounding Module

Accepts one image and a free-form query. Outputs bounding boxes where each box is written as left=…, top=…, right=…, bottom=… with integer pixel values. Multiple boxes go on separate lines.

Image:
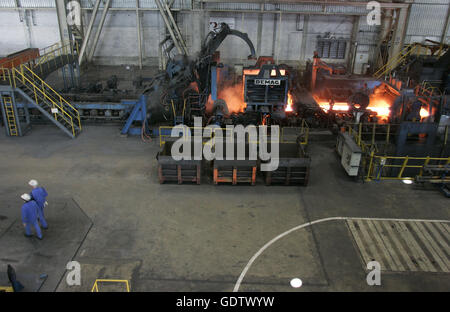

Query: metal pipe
left=55, top=0, right=66, bottom=43
left=136, top=0, right=143, bottom=69
left=299, top=15, right=309, bottom=64
left=155, top=0, right=183, bottom=54
left=389, top=7, right=409, bottom=65
left=256, top=4, right=263, bottom=56
left=87, top=0, right=112, bottom=63
left=441, top=5, right=450, bottom=44
left=271, top=13, right=277, bottom=57
left=78, top=0, right=100, bottom=65
left=276, top=11, right=282, bottom=64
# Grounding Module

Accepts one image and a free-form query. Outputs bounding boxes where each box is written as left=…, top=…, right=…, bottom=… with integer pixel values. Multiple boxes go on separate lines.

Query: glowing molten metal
left=286, top=92, right=293, bottom=112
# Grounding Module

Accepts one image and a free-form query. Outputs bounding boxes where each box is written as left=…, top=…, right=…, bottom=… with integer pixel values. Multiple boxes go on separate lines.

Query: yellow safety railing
left=2, top=96, right=18, bottom=136
left=0, top=286, right=14, bottom=292
left=34, top=40, right=79, bottom=75
left=365, top=153, right=450, bottom=181
left=343, top=123, right=450, bottom=181
left=159, top=125, right=233, bottom=147
left=159, top=121, right=310, bottom=147
left=1, top=64, right=81, bottom=136
left=280, top=120, right=309, bottom=145
left=374, top=43, right=447, bottom=79
left=91, top=279, right=130, bottom=292
left=346, top=123, right=394, bottom=154
left=420, top=82, right=442, bottom=97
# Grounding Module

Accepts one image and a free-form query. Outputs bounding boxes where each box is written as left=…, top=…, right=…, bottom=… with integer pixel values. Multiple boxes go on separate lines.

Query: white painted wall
left=0, top=10, right=59, bottom=56
left=0, top=4, right=448, bottom=68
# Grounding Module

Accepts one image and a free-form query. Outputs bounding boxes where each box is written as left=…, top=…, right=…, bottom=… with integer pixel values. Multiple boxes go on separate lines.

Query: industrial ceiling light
left=290, top=278, right=303, bottom=288
left=402, top=179, right=413, bottom=185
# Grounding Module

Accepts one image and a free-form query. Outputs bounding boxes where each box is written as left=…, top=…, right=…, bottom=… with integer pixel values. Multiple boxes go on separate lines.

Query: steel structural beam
left=161, top=0, right=188, bottom=54
left=136, top=0, right=143, bottom=69
left=55, top=0, right=68, bottom=43
left=442, top=5, right=450, bottom=44
left=155, top=0, right=186, bottom=55
left=299, top=15, right=309, bottom=63
left=199, top=0, right=409, bottom=8
left=256, top=4, right=263, bottom=55
left=155, top=0, right=182, bottom=54
left=389, top=7, right=409, bottom=65
left=87, top=0, right=112, bottom=63
left=78, top=0, right=101, bottom=65
left=0, top=0, right=411, bottom=11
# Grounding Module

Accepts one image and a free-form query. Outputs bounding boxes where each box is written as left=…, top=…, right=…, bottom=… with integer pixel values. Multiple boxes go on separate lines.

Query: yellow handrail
left=35, top=40, right=77, bottom=68
left=19, top=64, right=81, bottom=130
left=365, top=155, right=450, bottom=181
left=0, top=41, right=81, bottom=137
left=12, top=67, right=76, bottom=135
left=91, top=279, right=130, bottom=292
left=2, top=65, right=81, bottom=136
left=374, top=44, right=419, bottom=78
left=374, top=42, right=449, bottom=79
left=159, top=122, right=310, bottom=147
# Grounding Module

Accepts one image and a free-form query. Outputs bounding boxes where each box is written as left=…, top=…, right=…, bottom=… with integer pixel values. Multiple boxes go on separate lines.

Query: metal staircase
left=1, top=95, right=18, bottom=136
left=374, top=43, right=447, bottom=79
left=0, top=41, right=81, bottom=138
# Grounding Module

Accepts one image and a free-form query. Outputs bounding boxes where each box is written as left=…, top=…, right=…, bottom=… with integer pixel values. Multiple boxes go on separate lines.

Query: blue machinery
left=1, top=91, right=150, bottom=137
left=120, top=95, right=150, bottom=136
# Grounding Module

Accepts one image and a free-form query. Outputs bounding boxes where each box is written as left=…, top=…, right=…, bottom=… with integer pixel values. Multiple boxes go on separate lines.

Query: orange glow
left=366, top=96, right=391, bottom=117
left=243, top=68, right=287, bottom=76
left=271, top=69, right=286, bottom=76
left=314, top=94, right=392, bottom=118
left=207, top=83, right=246, bottom=114
left=420, top=108, right=430, bottom=118
left=315, top=101, right=351, bottom=112
left=243, top=69, right=260, bottom=76
left=286, top=92, right=293, bottom=112
left=206, top=67, right=289, bottom=115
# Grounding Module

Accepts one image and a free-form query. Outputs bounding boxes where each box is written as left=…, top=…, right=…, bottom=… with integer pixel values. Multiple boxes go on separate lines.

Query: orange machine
left=311, top=51, right=346, bottom=91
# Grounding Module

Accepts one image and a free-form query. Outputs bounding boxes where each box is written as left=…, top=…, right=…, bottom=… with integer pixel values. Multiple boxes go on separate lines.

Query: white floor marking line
left=380, top=220, right=417, bottom=271
left=233, top=217, right=450, bottom=292
left=372, top=220, right=405, bottom=271
left=411, top=222, right=449, bottom=272
left=347, top=220, right=372, bottom=265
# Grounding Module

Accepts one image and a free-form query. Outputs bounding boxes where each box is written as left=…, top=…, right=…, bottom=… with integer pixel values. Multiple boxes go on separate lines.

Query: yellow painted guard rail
left=1, top=64, right=81, bottom=137
left=91, top=279, right=130, bottom=292
left=159, top=120, right=309, bottom=147
left=374, top=43, right=447, bottom=79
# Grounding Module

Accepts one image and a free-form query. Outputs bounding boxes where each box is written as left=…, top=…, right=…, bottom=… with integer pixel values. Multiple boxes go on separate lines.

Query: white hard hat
left=28, top=179, right=38, bottom=187
left=21, top=193, right=31, bottom=201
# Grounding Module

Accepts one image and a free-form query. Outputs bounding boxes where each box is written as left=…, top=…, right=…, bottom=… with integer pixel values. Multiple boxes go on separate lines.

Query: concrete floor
left=0, top=124, right=448, bottom=292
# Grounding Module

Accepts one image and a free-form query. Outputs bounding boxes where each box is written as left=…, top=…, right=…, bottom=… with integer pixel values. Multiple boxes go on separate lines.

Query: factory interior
left=0, top=0, right=449, bottom=295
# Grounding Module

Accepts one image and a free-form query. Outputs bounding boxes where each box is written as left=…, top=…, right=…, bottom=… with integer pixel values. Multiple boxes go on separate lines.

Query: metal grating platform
left=347, top=219, right=450, bottom=273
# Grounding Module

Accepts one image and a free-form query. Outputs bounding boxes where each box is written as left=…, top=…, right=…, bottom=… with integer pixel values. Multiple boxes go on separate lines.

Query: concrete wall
left=0, top=10, right=59, bottom=55
left=0, top=2, right=448, bottom=70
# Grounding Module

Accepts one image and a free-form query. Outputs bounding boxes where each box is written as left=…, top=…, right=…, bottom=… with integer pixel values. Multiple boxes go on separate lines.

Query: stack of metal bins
left=157, top=141, right=202, bottom=184
left=263, top=143, right=311, bottom=186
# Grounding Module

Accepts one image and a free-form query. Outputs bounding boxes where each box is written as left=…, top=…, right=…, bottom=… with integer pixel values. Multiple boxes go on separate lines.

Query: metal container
left=263, top=143, right=311, bottom=186
left=213, top=142, right=257, bottom=185
left=157, top=141, right=201, bottom=184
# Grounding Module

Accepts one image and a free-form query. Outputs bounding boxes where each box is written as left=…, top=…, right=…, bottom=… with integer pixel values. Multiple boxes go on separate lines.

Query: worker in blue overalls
left=21, top=193, right=42, bottom=240
left=28, top=179, right=48, bottom=229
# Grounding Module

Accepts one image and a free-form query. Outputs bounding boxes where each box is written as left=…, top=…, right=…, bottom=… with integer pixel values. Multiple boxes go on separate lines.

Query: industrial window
left=316, top=38, right=347, bottom=59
